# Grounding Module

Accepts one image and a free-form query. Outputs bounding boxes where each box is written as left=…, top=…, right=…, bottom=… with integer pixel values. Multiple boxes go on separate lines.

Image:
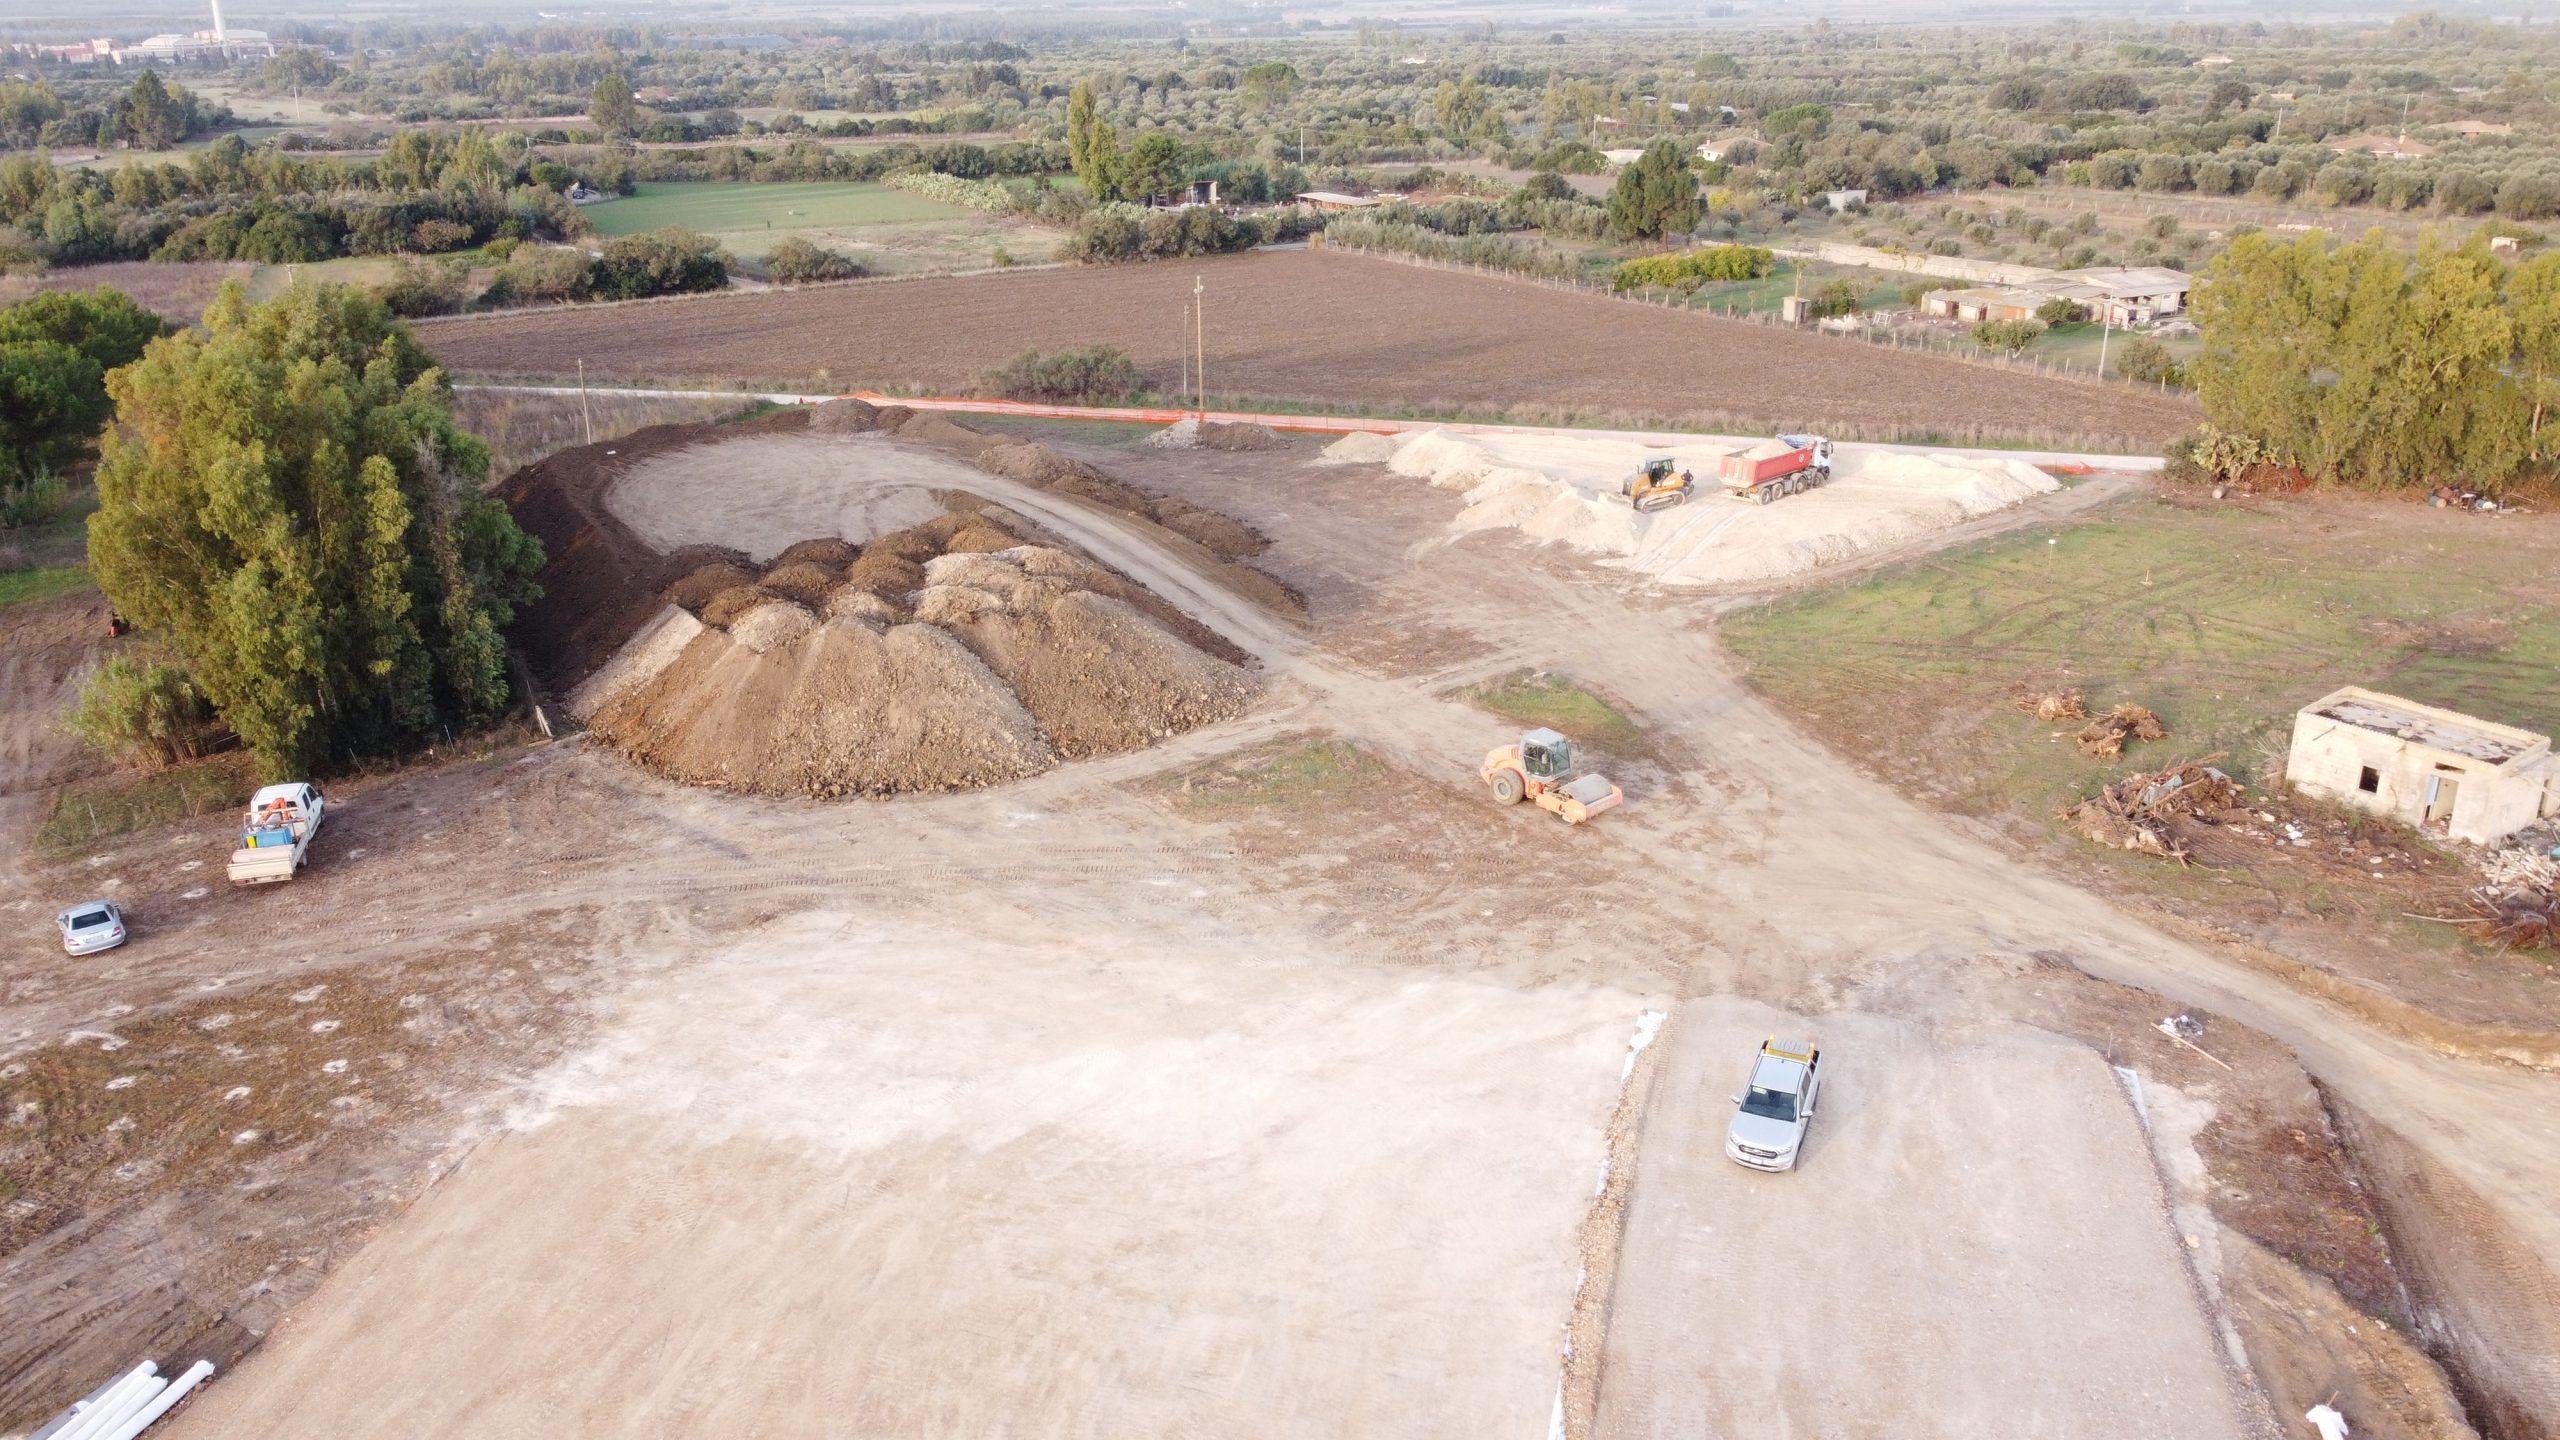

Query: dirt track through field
left=415, top=250, right=2200, bottom=445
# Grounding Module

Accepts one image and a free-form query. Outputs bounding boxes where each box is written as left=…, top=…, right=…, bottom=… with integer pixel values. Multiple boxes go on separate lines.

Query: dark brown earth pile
left=496, top=406, right=812, bottom=692
left=504, top=407, right=1282, bottom=797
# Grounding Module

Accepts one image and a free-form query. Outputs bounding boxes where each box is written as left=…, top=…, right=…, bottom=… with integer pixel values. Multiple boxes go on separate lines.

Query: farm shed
left=1921, top=287, right=2050, bottom=323
left=2048, top=266, right=2190, bottom=326
left=2284, top=686, right=2560, bottom=845
left=1295, top=191, right=1380, bottom=212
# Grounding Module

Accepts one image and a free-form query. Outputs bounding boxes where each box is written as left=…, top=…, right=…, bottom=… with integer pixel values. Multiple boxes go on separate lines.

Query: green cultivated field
left=581, top=182, right=964, bottom=237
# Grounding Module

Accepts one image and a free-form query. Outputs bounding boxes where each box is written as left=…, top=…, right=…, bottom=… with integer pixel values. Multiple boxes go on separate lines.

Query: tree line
left=2190, top=230, right=2560, bottom=490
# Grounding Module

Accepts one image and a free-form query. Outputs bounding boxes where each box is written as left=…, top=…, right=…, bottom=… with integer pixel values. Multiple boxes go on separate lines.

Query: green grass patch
left=1160, top=736, right=1386, bottom=813
left=1725, top=494, right=2560, bottom=826
left=1454, top=669, right=1640, bottom=747
left=581, top=181, right=965, bottom=237
left=0, top=566, right=93, bottom=612
left=37, top=753, right=261, bottom=858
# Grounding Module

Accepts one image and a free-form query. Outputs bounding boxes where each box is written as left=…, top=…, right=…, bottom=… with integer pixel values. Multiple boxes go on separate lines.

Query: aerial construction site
left=7, top=252, right=2559, bottom=1440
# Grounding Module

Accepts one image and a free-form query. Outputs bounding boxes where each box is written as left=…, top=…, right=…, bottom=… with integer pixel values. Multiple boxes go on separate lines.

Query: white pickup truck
left=227, top=782, right=328, bottom=886
left=1725, top=1036, right=1822, bottom=1172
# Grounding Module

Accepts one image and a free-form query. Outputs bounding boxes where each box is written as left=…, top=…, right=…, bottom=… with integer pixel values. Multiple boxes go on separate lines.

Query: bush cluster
left=1610, top=244, right=1776, bottom=292
left=974, top=346, right=1144, bottom=404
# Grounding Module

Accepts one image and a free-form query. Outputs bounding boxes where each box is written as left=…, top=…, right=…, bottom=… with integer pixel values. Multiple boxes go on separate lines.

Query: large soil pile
left=503, top=405, right=1266, bottom=797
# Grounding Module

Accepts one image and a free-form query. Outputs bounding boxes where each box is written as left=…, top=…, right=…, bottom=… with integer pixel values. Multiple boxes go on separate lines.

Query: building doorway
left=2425, top=772, right=2462, bottom=826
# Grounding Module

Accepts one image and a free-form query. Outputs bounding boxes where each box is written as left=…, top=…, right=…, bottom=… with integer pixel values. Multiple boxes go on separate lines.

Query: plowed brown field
left=417, top=249, right=2198, bottom=448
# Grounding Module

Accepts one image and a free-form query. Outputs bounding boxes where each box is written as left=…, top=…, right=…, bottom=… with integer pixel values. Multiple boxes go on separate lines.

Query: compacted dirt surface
left=7, top=419, right=2553, bottom=1440
left=414, top=249, right=2201, bottom=447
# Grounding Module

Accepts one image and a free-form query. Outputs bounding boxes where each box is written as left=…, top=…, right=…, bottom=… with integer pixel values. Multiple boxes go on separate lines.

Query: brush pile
left=2058, top=755, right=2241, bottom=862
left=2013, top=689, right=2089, bottom=722
left=2466, top=841, right=2558, bottom=950
left=2075, top=703, right=2169, bottom=759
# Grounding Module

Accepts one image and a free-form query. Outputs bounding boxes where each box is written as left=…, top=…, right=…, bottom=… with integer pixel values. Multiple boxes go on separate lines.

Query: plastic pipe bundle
left=29, top=1360, right=216, bottom=1440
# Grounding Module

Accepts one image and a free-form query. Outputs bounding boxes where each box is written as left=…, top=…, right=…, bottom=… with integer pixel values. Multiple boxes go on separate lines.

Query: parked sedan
left=56, top=900, right=128, bottom=955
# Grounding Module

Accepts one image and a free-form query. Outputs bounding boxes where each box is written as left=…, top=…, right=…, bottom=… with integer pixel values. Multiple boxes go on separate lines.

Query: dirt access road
left=414, top=249, right=2200, bottom=448
left=16, top=423, right=2549, bottom=1437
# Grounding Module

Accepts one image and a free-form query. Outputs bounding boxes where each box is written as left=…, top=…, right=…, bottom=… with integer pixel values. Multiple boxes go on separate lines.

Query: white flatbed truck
left=227, top=782, right=328, bottom=886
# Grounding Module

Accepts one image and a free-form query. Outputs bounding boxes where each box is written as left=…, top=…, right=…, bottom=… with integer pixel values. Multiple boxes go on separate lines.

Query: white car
left=1725, top=1037, right=1822, bottom=1172
left=56, top=899, right=129, bottom=955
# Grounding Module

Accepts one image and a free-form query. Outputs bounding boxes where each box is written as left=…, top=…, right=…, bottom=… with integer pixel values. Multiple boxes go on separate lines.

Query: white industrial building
left=2284, top=686, right=2560, bottom=845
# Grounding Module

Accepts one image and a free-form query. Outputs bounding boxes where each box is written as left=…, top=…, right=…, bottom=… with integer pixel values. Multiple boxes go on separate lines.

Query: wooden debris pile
left=2013, top=689, right=2089, bottom=722
left=2466, top=842, right=2558, bottom=950
left=2058, top=755, right=2240, bottom=862
left=2075, top=703, right=2169, bottom=759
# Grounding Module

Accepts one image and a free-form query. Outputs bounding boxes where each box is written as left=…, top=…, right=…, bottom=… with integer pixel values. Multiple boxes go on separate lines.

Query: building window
left=2358, top=766, right=2380, bottom=794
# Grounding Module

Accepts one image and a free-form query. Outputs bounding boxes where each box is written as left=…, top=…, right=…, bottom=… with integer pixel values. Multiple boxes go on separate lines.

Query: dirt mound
left=591, top=616, right=1057, bottom=797
left=514, top=410, right=1270, bottom=798
left=891, top=409, right=1002, bottom=457
left=758, top=560, right=843, bottom=608
left=807, top=397, right=880, bottom=434
left=771, top=537, right=860, bottom=571
left=700, top=585, right=780, bottom=628
left=666, top=558, right=761, bottom=612
left=914, top=548, right=1257, bottom=758
left=496, top=406, right=817, bottom=691
left=1202, top=421, right=1288, bottom=452
left=1316, top=430, right=1398, bottom=465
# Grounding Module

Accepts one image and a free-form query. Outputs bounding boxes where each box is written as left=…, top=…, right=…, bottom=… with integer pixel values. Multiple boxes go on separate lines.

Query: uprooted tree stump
left=2075, top=703, right=2168, bottom=759
left=2013, top=689, right=2089, bottom=722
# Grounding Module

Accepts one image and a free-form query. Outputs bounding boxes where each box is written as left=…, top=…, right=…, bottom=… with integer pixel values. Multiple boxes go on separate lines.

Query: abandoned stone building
left=2285, top=686, right=2560, bottom=845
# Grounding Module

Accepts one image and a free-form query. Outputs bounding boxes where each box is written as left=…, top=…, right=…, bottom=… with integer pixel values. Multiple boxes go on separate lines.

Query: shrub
left=974, top=346, right=1144, bottom=404
left=483, top=244, right=594, bottom=305
left=885, top=169, right=1016, bottom=211
left=1528, top=141, right=1607, bottom=174
left=1972, top=318, right=2045, bottom=354
left=67, top=656, right=220, bottom=768
left=763, top=236, right=866, bottom=284
left=591, top=228, right=728, bottom=301
left=373, top=257, right=470, bottom=317
left=1060, top=202, right=1258, bottom=263
left=1, top=469, right=65, bottom=528
left=1611, top=244, right=1776, bottom=292
left=2034, top=297, right=2082, bottom=326
left=2112, top=334, right=2182, bottom=385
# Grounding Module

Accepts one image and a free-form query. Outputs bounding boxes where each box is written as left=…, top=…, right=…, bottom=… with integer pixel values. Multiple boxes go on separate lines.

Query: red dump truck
left=1719, top=434, right=1834, bottom=504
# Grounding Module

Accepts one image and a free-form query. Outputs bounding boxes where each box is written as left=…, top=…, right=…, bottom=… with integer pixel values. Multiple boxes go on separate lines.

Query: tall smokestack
left=209, top=0, right=227, bottom=42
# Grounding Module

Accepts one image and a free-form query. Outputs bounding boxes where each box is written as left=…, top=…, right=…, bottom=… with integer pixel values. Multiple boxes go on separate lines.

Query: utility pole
left=1192, top=275, right=1206, bottom=413
left=2096, top=309, right=2111, bottom=380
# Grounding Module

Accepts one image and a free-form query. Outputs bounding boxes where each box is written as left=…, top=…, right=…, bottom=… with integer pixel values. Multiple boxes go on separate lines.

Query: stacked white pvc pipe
left=100, top=1361, right=214, bottom=1440
left=29, top=1360, right=215, bottom=1440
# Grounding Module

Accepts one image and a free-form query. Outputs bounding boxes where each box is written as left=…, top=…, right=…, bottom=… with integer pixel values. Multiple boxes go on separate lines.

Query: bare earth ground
left=604, top=431, right=959, bottom=560
left=172, top=914, right=1642, bottom=1437
left=6, top=420, right=2552, bottom=1439
left=1600, top=1000, right=2252, bottom=1440
left=412, top=249, right=2201, bottom=447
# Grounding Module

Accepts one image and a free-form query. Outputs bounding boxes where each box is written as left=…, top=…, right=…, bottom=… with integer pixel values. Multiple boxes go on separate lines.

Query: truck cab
left=1725, top=1037, right=1822, bottom=1172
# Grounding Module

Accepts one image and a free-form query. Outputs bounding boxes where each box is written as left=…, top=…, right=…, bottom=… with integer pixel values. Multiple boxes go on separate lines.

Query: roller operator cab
left=1480, top=727, right=1624, bottom=825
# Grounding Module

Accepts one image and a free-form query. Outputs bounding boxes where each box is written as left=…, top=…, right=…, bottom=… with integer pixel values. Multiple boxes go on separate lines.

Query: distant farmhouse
left=1923, top=266, right=2192, bottom=327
